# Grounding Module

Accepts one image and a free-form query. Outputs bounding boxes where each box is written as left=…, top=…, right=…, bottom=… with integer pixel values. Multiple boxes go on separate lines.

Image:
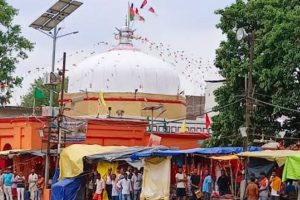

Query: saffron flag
left=148, top=7, right=156, bottom=14
left=98, top=92, right=107, bottom=107
left=205, top=113, right=211, bottom=129
left=129, top=3, right=135, bottom=21
left=179, top=120, right=188, bottom=133
left=140, top=0, right=147, bottom=9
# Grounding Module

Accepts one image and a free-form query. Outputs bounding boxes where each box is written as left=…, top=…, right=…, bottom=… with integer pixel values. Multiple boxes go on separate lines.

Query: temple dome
left=68, top=44, right=181, bottom=95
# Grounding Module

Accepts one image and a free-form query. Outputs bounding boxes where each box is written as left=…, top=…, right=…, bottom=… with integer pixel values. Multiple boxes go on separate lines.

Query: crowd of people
left=87, top=166, right=143, bottom=200
left=0, top=168, right=44, bottom=200
left=245, top=171, right=300, bottom=200
left=173, top=166, right=300, bottom=200
left=174, top=166, right=214, bottom=200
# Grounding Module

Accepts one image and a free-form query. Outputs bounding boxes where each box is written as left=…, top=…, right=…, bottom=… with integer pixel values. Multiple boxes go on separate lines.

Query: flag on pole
left=205, top=113, right=211, bottom=129
left=98, top=92, right=107, bottom=107
left=140, top=0, right=147, bottom=9
left=34, top=87, right=46, bottom=100
left=179, top=120, right=188, bottom=133
left=148, top=7, right=156, bottom=15
left=129, top=3, right=135, bottom=21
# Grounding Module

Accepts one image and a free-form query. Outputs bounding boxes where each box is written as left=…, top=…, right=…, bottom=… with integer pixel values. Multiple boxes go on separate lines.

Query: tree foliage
left=211, top=0, right=300, bottom=146
left=0, top=0, right=33, bottom=105
left=21, top=77, right=68, bottom=108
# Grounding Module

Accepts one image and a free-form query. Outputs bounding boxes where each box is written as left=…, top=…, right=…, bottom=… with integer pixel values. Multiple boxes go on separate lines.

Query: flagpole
left=32, top=96, right=36, bottom=115
left=127, top=2, right=130, bottom=27
left=32, top=88, right=36, bottom=115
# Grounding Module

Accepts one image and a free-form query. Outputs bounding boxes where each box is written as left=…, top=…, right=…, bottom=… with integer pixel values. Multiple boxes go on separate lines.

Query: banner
left=148, top=134, right=162, bottom=147
left=51, top=117, right=87, bottom=142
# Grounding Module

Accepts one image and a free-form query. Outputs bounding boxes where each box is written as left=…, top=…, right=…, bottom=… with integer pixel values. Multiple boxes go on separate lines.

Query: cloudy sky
left=7, top=0, right=235, bottom=105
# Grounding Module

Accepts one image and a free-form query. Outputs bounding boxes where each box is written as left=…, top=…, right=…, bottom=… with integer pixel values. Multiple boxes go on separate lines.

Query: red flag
left=148, top=7, right=156, bottom=14
left=129, top=3, right=135, bottom=21
left=140, top=0, right=147, bottom=9
left=205, top=113, right=211, bottom=129
left=134, top=8, right=145, bottom=22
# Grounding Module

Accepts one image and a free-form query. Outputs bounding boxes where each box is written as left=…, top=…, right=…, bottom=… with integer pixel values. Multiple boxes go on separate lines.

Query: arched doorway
left=1, top=143, right=13, bottom=168
left=3, top=143, right=12, bottom=151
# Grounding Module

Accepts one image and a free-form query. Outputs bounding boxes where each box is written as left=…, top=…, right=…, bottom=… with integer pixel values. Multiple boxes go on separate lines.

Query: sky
left=6, top=0, right=235, bottom=105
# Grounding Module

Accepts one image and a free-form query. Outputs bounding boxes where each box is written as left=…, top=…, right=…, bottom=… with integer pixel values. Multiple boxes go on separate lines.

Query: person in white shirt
left=105, top=168, right=113, bottom=200
left=118, top=173, right=132, bottom=200
left=175, top=167, right=186, bottom=200
left=93, top=173, right=105, bottom=200
left=28, top=169, right=38, bottom=200
left=111, top=174, right=119, bottom=200
left=15, top=171, right=26, bottom=200
left=131, top=169, right=142, bottom=200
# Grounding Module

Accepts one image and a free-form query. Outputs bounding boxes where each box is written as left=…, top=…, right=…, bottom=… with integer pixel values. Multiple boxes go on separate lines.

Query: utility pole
left=245, top=0, right=254, bottom=153
left=237, top=27, right=255, bottom=151
left=245, top=31, right=255, bottom=152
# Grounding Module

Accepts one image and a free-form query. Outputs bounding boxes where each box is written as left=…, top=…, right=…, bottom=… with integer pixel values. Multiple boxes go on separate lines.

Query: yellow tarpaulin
left=141, top=156, right=171, bottom=200
left=97, top=162, right=118, bottom=200
left=238, top=150, right=300, bottom=166
left=59, top=144, right=125, bottom=179
left=210, top=155, right=239, bottom=160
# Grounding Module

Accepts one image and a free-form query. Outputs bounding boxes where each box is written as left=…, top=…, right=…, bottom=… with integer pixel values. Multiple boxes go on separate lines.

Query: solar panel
left=30, top=0, right=83, bottom=31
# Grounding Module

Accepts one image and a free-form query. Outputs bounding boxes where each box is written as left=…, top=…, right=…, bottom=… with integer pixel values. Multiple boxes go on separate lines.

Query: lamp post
left=236, top=27, right=255, bottom=151
left=29, top=0, right=83, bottom=187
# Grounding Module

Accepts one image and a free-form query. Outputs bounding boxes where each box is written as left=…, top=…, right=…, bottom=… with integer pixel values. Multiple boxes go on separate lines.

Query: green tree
left=21, top=77, right=68, bottom=107
left=0, top=0, right=33, bottom=105
left=211, top=0, right=300, bottom=146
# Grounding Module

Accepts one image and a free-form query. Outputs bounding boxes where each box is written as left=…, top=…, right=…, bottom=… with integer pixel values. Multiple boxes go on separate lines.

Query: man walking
left=270, top=171, right=281, bottom=200
left=37, top=174, right=44, bottom=200
left=175, top=167, right=186, bottom=200
left=118, top=173, right=132, bottom=200
left=190, top=168, right=200, bottom=200
left=3, top=168, right=13, bottom=200
left=28, top=169, right=38, bottom=200
left=105, top=168, right=113, bottom=200
left=258, top=172, right=269, bottom=200
left=15, top=171, right=26, bottom=200
left=93, top=173, right=104, bottom=200
left=245, top=177, right=259, bottom=200
left=217, top=170, right=231, bottom=196
left=131, top=168, right=142, bottom=200
left=202, top=171, right=212, bottom=200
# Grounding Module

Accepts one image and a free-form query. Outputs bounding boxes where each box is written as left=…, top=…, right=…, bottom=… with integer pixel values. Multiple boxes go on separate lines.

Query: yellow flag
left=179, top=120, right=188, bottom=133
left=98, top=92, right=107, bottom=107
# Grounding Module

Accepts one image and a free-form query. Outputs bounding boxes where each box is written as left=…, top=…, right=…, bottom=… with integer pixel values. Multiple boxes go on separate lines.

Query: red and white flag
left=205, top=113, right=211, bottom=129
left=140, top=0, right=147, bottom=9
left=148, top=7, right=157, bottom=15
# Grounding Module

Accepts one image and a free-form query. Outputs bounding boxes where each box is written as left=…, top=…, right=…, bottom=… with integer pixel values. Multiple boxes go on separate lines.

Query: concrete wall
left=63, top=92, right=186, bottom=120
left=204, top=80, right=225, bottom=117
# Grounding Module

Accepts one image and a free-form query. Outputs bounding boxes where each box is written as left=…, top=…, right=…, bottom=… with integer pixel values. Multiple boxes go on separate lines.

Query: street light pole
left=245, top=31, right=255, bottom=151
left=49, top=26, right=58, bottom=107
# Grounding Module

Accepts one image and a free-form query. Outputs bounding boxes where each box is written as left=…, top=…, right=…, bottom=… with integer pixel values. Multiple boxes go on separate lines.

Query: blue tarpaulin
left=51, top=177, right=82, bottom=200
left=131, top=146, right=262, bottom=160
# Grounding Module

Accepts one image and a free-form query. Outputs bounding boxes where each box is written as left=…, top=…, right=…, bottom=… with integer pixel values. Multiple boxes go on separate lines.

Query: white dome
left=68, top=48, right=181, bottom=95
